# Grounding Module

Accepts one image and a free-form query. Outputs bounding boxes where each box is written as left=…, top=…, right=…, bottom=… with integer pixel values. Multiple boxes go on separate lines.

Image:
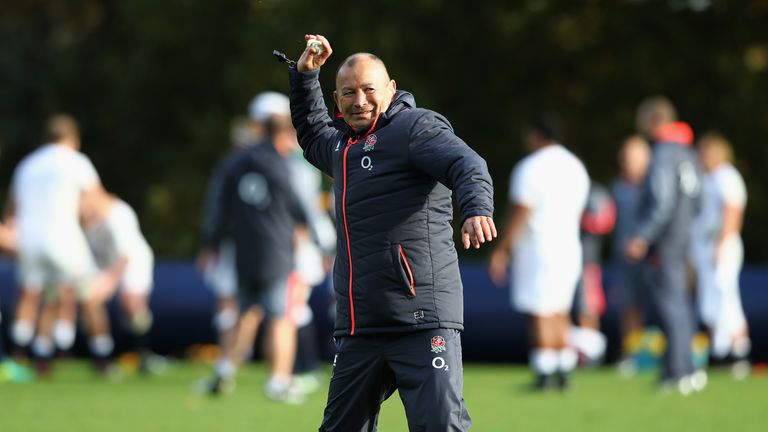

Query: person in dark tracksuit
left=611, top=135, right=652, bottom=372
left=625, top=96, right=704, bottom=393
left=287, top=35, right=496, bottom=431
left=201, top=110, right=308, bottom=402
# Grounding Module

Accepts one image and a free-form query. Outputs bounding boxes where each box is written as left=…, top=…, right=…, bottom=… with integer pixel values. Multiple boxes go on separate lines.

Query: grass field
left=0, top=360, right=765, bottom=432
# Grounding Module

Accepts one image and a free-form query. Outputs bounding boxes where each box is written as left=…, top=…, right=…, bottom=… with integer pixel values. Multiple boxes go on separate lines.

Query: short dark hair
left=528, top=114, right=563, bottom=143
left=336, top=53, right=386, bottom=80
left=45, top=114, right=79, bottom=143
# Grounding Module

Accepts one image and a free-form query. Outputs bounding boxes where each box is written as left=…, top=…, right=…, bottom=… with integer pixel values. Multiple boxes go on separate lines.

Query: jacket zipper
left=399, top=245, right=416, bottom=296
left=340, top=114, right=380, bottom=336
left=342, top=143, right=356, bottom=335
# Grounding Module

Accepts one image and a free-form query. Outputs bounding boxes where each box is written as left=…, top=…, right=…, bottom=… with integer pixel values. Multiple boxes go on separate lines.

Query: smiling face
left=333, top=54, right=396, bottom=132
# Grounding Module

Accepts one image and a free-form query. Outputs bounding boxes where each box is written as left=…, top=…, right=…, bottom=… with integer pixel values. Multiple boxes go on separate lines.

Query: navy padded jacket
left=289, top=68, right=494, bottom=336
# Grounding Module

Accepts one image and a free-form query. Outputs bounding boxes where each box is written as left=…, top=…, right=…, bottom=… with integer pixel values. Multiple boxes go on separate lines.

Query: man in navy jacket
left=625, top=96, right=704, bottom=394
left=288, top=35, right=496, bottom=431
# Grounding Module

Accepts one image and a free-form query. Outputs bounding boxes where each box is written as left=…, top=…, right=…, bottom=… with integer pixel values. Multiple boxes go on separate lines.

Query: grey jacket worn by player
left=635, top=127, right=702, bottom=254
left=289, top=68, right=494, bottom=337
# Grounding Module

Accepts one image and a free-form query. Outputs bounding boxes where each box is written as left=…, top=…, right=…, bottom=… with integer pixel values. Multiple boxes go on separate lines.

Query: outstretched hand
left=297, top=34, right=333, bottom=72
left=462, top=216, right=497, bottom=250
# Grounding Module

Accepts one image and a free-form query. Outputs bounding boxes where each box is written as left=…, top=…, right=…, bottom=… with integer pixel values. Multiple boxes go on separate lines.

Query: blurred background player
left=201, top=92, right=307, bottom=403
left=197, top=118, right=254, bottom=360
left=255, top=92, right=336, bottom=394
left=569, top=180, right=615, bottom=366
left=625, top=96, right=705, bottom=394
left=691, top=132, right=751, bottom=379
left=0, top=189, right=34, bottom=382
left=5, top=114, right=101, bottom=372
left=611, top=135, right=652, bottom=374
left=80, top=190, right=155, bottom=374
left=489, top=115, right=589, bottom=390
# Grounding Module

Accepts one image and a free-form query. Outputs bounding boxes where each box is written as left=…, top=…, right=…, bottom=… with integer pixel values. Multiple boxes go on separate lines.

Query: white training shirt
left=693, top=163, right=747, bottom=243
left=510, top=144, right=589, bottom=258
left=86, top=199, right=153, bottom=270
left=12, top=144, right=100, bottom=251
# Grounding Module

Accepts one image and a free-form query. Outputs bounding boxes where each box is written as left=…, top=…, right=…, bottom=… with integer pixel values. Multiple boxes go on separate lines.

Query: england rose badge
left=363, top=134, right=377, bottom=152
left=430, top=335, right=446, bottom=353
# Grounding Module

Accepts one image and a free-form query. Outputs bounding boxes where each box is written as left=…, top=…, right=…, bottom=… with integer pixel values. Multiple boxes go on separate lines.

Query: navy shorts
left=238, top=275, right=289, bottom=318
left=319, top=328, right=471, bottom=432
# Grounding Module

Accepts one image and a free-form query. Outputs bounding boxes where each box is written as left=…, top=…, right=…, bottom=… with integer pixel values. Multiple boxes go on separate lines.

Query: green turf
left=0, top=360, right=765, bottom=431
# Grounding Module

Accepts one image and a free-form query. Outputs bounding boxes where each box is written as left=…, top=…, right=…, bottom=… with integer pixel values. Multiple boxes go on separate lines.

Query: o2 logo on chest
left=360, top=134, right=376, bottom=171
left=360, top=155, right=373, bottom=171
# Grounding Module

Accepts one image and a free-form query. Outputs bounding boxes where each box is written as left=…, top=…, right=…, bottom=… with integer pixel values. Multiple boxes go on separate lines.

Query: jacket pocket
left=391, top=244, right=416, bottom=297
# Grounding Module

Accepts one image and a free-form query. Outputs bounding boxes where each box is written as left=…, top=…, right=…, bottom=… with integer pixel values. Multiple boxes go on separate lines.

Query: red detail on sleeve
left=581, top=200, right=617, bottom=235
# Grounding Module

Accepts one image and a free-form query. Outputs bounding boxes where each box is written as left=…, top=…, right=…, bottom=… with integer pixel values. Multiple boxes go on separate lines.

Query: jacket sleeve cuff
left=289, top=68, right=321, bottom=85
left=460, top=210, right=494, bottom=227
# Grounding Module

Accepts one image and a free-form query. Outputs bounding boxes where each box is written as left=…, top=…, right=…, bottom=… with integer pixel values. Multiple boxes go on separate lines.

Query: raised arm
left=288, top=35, right=339, bottom=177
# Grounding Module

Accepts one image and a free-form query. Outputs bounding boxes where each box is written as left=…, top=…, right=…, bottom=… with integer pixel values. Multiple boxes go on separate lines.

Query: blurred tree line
left=1, top=0, right=766, bottom=261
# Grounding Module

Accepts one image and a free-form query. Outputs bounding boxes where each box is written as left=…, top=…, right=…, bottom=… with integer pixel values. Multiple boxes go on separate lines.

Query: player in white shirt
left=690, top=132, right=750, bottom=377
left=7, top=114, right=101, bottom=366
left=490, top=116, right=589, bottom=389
left=81, top=191, right=155, bottom=371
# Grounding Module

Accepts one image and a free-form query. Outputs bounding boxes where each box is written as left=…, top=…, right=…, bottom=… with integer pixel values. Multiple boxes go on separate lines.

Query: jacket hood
left=333, top=90, right=416, bottom=136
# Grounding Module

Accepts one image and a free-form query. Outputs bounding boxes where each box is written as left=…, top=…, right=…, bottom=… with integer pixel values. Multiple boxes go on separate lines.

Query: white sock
left=711, top=328, right=732, bottom=359
left=732, top=338, right=751, bottom=359
left=12, top=321, right=34, bottom=347
left=216, top=359, right=236, bottom=379
left=568, top=327, right=606, bottom=361
left=531, top=349, right=558, bottom=375
left=53, top=320, right=76, bottom=351
left=214, top=309, right=238, bottom=333
left=90, top=335, right=115, bottom=358
left=266, top=375, right=292, bottom=392
left=32, top=336, right=54, bottom=358
left=558, top=348, right=579, bottom=373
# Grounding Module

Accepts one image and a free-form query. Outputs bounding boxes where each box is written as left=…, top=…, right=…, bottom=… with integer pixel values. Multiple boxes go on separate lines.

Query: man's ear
left=389, top=79, right=397, bottom=94
left=333, top=90, right=339, bottom=108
